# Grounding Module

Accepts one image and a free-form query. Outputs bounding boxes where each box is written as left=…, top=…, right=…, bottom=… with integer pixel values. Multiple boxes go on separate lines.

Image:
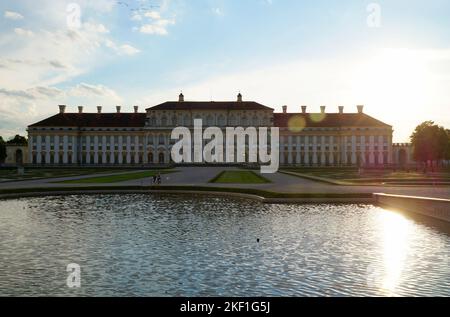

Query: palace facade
left=27, top=93, right=394, bottom=167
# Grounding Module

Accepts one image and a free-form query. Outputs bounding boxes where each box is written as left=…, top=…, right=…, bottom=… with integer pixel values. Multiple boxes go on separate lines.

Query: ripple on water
left=0, top=194, right=449, bottom=296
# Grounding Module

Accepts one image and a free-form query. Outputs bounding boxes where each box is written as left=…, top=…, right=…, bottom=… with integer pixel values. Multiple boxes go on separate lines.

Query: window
left=229, top=115, right=236, bottom=126
left=159, top=134, right=165, bottom=145
left=184, top=115, right=190, bottom=126
left=207, top=115, right=214, bottom=126
left=218, top=115, right=225, bottom=126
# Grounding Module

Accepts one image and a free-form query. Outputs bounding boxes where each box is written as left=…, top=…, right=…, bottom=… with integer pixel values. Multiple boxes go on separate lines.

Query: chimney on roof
left=78, top=106, right=83, bottom=114
left=116, top=106, right=121, bottom=113
left=59, top=105, right=66, bottom=114
left=338, top=106, right=344, bottom=114
left=320, top=106, right=326, bottom=114
left=134, top=106, right=139, bottom=113
left=97, top=106, right=102, bottom=114
left=179, top=92, right=184, bottom=102
left=282, top=105, right=287, bottom=114
left=301, top=105, right=307, bottom=114
left=237, top=93, right=243, bottom=102
left=357, top=105, right=364, bottom=114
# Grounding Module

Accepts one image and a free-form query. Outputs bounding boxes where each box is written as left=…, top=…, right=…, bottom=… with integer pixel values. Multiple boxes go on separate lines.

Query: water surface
left=0, top=194, right=449, bottom=296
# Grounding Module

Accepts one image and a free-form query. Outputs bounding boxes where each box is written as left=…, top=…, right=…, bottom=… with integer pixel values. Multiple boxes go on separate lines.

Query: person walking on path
left=157, top=173, right=162, bottom=185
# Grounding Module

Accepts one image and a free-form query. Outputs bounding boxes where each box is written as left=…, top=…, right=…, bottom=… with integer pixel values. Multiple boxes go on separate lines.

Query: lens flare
left=309, top=112, right=326, bottom=123
left=288, top=115, right=306, bottom=132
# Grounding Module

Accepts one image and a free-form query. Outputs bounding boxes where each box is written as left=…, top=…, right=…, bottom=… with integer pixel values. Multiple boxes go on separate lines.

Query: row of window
left=31, top=152, right=169, bottom=165
left=146, top=116, right=271, bottom=127
left=281, top=153, right=389, bottom=165
left=281, top=136, right=390, bottom=143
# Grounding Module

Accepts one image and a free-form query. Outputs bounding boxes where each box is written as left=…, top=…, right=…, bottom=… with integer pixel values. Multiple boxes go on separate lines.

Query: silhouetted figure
left=152, top=175, right=157, bottom=185
left=257, top=238, right=260, bottom=243
left=157, top=173, right=162, bottom=185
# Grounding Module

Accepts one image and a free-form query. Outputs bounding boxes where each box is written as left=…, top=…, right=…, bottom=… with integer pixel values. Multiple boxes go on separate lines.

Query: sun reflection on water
left=378, top=210, right=413, bottom=296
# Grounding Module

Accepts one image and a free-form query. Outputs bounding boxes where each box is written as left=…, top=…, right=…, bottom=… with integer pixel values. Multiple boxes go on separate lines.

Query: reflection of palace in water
left=22, top=93, right=414, bottom=166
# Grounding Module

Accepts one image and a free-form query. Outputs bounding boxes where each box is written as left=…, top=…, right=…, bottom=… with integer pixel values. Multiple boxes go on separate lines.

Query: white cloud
left=105, top=40, right=141, bottom=56
left=0, top=83, right=123, bottom=137
left=0, top=1, right=138, bottom=137
left=83, top=22, right=109, bottom=34
left=131, top=13, right=142, bottom=21
left=139, top=18, right=175, bottom=35
left=14, top=28, right=34, bottom=37
left=119, top=44, right=141, bottom=55
left=212, top=8, right=224, bottom=16
left=144, top=11, right=161, bottom=20
left=4, top=11, right=23, bottom=20
left=133, top=6, right=176, bottom=36
left=137, top=48, right=450, bottom=143
left=68, top=83, right=122, bottom=101
left=139, top=24, right=169, bottom=35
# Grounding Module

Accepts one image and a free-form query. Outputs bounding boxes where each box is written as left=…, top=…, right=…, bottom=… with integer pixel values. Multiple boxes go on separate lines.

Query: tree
left=0, top=136, right=6, bottom=164
left=410, top=121, right=449, bottom=169
left=447, top=129, right=450, bottom=161
left=6, top=135, right=27, bottom=145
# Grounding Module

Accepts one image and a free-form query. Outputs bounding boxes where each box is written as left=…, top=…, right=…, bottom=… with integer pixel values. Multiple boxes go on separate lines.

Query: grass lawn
left=58, top=170, right=175, bottom=184
left=283, top=168, right=450, bottom=184
left=210, top=171, right=271, bottom=184
left=0, top=168, right=130, bottom=181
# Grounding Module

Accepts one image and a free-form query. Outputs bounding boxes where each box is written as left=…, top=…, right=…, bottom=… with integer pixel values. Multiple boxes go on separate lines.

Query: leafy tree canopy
left=0, top=136, right=6, bottom=162
left=410, top=121, right=448, bottom=162
left=6, top=135, right=28, bottom=145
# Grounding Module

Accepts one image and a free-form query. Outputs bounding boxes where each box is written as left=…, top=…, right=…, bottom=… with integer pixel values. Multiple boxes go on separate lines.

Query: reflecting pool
left=0, top=194, right=449, bottom=296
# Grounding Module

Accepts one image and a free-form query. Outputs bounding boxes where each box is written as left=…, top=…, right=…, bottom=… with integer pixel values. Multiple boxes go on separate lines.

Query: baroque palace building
left=27, top=93, right=394, bottom=167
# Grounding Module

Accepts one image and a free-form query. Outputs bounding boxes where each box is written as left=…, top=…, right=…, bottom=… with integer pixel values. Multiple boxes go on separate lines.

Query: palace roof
left=273, top=113, right=391, bottom=128
left=28, top=108, right=391, bottom=129
left=28, top=113, right=147, bottom=128
left=147, top=101, right=274, bottom=111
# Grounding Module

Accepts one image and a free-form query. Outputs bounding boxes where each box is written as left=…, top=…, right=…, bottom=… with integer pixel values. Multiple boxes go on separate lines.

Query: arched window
left=218, top=115, right=225, bottom=126
left=184, top=115, right=190, bottom=126
left=148, top=152, right=154, bottom=164
left=151, top=116, right=157, bottom=126
left=171, top=116, right=178, bottom=126
left=241, top=116, right=248, bottom=126
left=161, top=116, right=168, bottom=126
left=159, top=134, right=165, bottom=145
left=229, top=115, right=236, bottom=126
left=206, top=115, right=214, bottom=126
left=159, top=152, right=165, bottom=164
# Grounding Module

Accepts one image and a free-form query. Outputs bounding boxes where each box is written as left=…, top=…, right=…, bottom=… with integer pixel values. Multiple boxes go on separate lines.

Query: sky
left=0, top=0, right=449, bottom=142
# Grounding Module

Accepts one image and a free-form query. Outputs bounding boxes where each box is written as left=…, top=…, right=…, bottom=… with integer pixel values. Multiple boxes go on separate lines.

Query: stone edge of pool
left=1, top=189, right=450, bottom=223
left=374, top=193, right=450, bottom=223
left=0, top=188, right=374, bottom=204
